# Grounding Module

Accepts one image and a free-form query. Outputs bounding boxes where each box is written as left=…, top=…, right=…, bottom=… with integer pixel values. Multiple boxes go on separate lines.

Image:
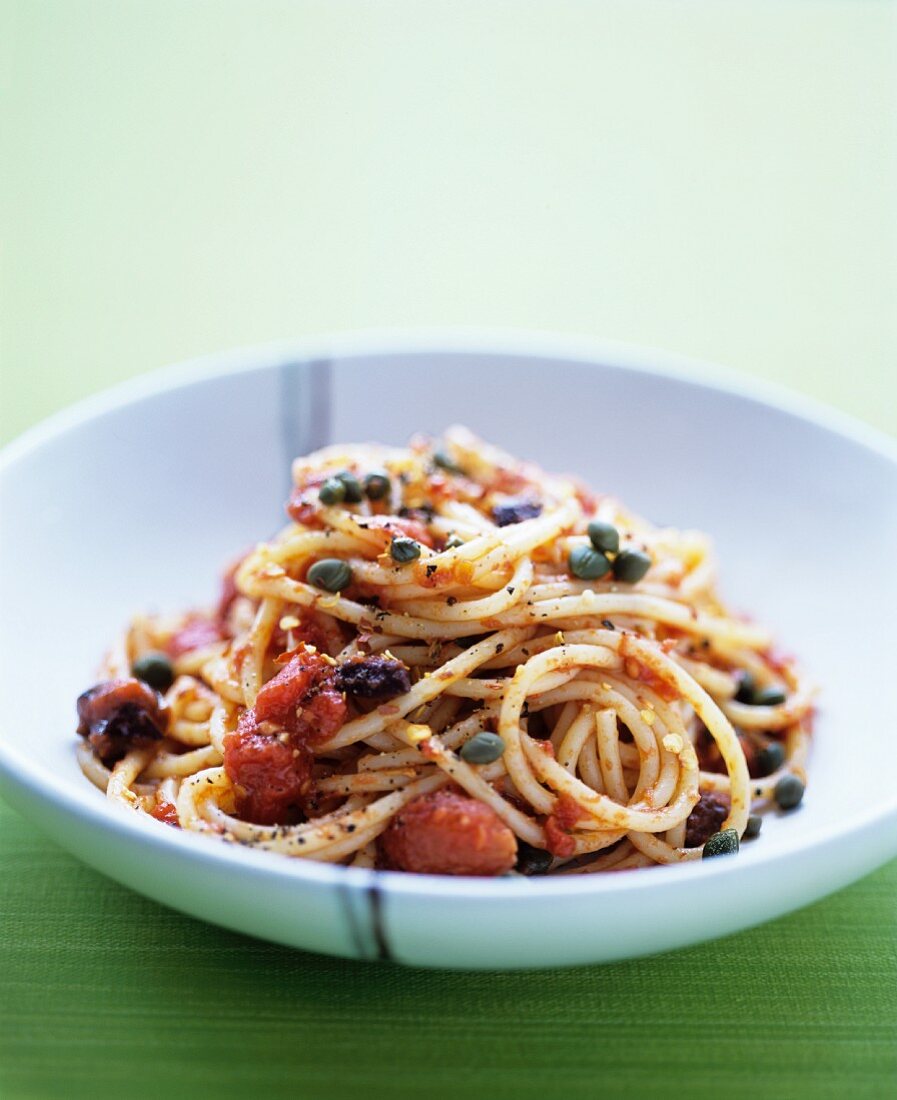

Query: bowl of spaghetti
left=1, top=332, right=895, bottom=968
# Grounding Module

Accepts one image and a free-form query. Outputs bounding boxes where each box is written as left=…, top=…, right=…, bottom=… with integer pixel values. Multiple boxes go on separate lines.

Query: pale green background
left=2, top=0, right=896, bottom=445
left=1, top=3, right=896, bottom=1098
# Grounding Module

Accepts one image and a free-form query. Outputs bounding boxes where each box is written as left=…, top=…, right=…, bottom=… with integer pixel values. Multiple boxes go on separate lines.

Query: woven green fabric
left=1, top=803, right=895, bottom=1099
left=2, top=2, right=896, bottom=1097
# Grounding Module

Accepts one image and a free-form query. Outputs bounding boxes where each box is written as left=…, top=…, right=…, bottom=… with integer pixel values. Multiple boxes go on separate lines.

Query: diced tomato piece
left=255, top=643, right=348, bottom=745
left=150, top=798, right=180, bottom=827
left=223, top=714, right=313, bottom=825
left=380, top=789, right=517, bottom=876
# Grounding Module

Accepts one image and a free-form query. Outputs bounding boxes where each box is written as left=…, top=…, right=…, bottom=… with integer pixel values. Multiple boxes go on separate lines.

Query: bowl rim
left=2, top=326, right=897, bottom=904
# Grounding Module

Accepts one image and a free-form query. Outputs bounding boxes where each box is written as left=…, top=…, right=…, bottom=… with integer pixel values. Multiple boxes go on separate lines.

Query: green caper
left=318, top=477, right=347, bottom=505
left=702, top=828, right=740, bottom=858
left=459, top=732, right=505, bottom=764
left=743, top=814, right=763, bottom=839
left=756, top=741, right=786, bottom=776
left=444, top=534, right=465, bottom=550
left=515, top=842, right=553, bottom=876
left=433, top=449, right=464, bottom=475
left=132, top=651, right=174, bottom=692
left=774, top=774, right=805, bottom=810
left=734, top=671, right=757, bottom=704
left=612, top=548, right=652, bottom=583
left=753, top=685, right=787, bottom=707
left=587, top=519, right=620, bottom=554
left=307, top=558, right=352, bottom=592
left=390, top=537, right=421, bottom=564
left=335, top=470, right=363, bottom=503
left=568, top=544, right=611, bottom=580
left=363, top=471, right=391, bottom=501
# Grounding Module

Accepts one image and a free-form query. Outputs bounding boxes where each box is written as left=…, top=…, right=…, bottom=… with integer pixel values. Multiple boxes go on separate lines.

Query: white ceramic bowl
left=2, top=332, right=896, bottom=970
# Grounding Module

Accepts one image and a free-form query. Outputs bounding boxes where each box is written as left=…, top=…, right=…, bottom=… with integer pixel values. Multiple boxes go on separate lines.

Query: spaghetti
left=76, top=427, right=814, bottom=876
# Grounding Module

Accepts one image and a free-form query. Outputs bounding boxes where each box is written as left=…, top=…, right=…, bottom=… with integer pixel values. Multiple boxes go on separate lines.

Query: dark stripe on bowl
left=367, top=881, right=393, bottom=961
left=334, top=877, right=394, bottom=962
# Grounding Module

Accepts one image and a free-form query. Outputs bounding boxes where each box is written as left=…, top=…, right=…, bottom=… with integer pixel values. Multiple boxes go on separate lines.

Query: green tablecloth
left=2, top=811, right=895, bottom=1098
left=2, top=2, right=896, bottom=1097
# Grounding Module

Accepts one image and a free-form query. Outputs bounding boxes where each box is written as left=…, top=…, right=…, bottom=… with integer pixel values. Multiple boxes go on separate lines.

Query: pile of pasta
left=77, top=427, right=814, bottom=875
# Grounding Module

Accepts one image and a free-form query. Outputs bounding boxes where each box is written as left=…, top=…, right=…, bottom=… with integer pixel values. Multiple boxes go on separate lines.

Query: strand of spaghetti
left=595, top=707, right=628, bottom=802
left=443, top=668, right=578, bottom=701
left=578, top=725, right=605, bottom=793
left=382, top=643, right=461, bottom=667
left=344, top=562, right=489, bottom=600
left=201, top=656, right=245, bottom=705
left=261, top=530, right=375, bottom=565
left=106, top=747, right=156, bottom=809
left=340, top=634, right=406, bottom=662
left=76, top=741, right=114, bottom=793
left=723, top=689, right=814, bottom=731
left=320, top=505, right=504, bottom=565
left=627, top=825, right=696, bottom=863
left=168, top=720, right=213, bottom=747
left=316, top=768, right=438, bottom=795
left=208, top=700, right=237, bottom=755
left=357, top=707, right=500, bottom=771
left=665, top=818, right=687, bottom=851
left=493, top=592, right=771, bottom=646
left=467, top=499, right=581, bottom=579
left=550, top=700, right=582, bottom=750
left=241, top=596, right=283, bottom=706
left=204, top=773, right=449, bottom=857
left=435, top=500, right=499, bottom=535
left=397, top=556, right=534, bottom=621
left=563, top=827, right=627, bottom=859
left=677, top=553, right=718, bottom=600
left=167, top=675, right=218, bottom=713
left=787, top=722, right=811, bottom=783
left=418, top=692, right=464, bottom=733
left=144, top=744, right=221, bottom=779
left=157, top=776, right=179, bottom=808
left=171, top=641, right=228, bottom=676
left=294, top=509, right=407, bottom=554
left=241, top=571, right=533, bottom=641
left=611, top=852, right=656, bottom=870
left=555, top=837, right=630, bottom=874
left=176, top=765, right=231, bottom=829
left=557, top=706, right=596, bottom=773
left=357, top=730, right=407, bottom=753
left=212, top=792, right=392, bottom=865
left=675, top=656, right=737, bottom=698
left=178, top=696, right=216, bottom=722
left=351, top=842, right=377, bottom=868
